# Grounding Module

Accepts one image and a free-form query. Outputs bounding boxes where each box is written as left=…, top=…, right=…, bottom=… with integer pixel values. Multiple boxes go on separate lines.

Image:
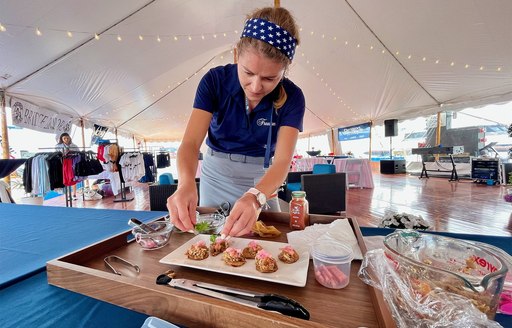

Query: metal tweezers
left=157, top=276, right=309, bottom=320
left=104, top=255, right=140, bottom=276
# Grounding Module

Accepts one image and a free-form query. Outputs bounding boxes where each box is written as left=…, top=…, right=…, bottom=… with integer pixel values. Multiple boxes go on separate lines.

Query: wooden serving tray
left=47, top=211, right=394, bottom=328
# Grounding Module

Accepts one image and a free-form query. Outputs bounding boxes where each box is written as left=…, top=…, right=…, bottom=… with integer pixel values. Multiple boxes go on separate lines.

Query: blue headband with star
left=241, top=18, right=297, bottom=61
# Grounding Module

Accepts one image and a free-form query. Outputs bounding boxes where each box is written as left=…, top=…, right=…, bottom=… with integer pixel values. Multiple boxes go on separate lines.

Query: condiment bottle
left=289, top=191, right=309, bottom=230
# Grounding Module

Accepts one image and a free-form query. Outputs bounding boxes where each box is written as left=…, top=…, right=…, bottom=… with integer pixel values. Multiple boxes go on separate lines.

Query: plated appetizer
left=255, top=249, right=278, bottom=273
left=210, top=235, right=229, bottom=256
left=278, top=245, right=299, bottom=264
left=223, top=247, right=246, bottom=267
left=242, top=240, right=263, bottom=259
left=185, top=240, right=209, bottom=260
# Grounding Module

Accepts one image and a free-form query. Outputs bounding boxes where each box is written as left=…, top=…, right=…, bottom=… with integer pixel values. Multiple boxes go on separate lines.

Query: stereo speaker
left=384, top=119, right=398, bottom=137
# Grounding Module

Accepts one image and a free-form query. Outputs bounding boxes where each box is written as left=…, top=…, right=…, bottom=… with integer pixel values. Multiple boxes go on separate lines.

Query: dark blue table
left=0, top=203, right=168, bottom=328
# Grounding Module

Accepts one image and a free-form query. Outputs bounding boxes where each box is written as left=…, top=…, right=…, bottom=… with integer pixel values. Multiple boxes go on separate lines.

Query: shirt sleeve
left=193, top=69, right=217, bottom=113
left=279, top=86, right=306, bottom=132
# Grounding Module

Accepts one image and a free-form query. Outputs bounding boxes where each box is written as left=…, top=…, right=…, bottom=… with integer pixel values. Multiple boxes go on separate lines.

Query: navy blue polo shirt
left=193, top=64, right=305, bottom=157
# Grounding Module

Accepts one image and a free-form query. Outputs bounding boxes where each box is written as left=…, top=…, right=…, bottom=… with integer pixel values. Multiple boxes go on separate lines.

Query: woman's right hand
left=166, top=183, right=198, bottom=232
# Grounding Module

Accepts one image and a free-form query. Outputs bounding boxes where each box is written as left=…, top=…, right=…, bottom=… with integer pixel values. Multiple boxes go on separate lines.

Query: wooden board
left=47, top=211, right=395, bottom=328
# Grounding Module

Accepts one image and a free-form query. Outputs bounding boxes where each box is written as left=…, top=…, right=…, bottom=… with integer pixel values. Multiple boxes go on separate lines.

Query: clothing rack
left=110, top=145, right=134, bottom=203
left=35, top=148, right=88, bottom=207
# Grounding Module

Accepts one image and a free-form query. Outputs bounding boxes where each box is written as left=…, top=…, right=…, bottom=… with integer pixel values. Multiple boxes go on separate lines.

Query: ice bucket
left=383, top=230, right=508, bottom=319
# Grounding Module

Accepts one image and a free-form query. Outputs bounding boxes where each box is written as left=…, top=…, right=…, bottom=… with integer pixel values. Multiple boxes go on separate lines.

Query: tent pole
left=368, top=121, right=373, bottom=161
left=80, top=118, right=90, bottom=189
left=435, top=112, right=442, bottom=161
left=80, top=118, right=86, bottom=149
left=0, top=91, right=9, bottom=159
left=0, top=90, right=11, bottom=185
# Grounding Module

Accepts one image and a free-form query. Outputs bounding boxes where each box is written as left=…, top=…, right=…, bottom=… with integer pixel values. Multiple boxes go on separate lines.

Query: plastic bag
left=358, top=249, right=503, bottom=328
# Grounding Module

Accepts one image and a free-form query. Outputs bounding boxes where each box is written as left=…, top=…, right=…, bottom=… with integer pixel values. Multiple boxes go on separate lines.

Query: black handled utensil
left=156, top=274, right=309, bottom=320
left=128, top=218, right=157, bottom=234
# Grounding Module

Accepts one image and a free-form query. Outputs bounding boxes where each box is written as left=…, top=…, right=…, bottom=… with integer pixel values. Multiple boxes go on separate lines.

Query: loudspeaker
left=380, top=159, right=406, bottom=174
left=384, top=119, right=398, bottom=137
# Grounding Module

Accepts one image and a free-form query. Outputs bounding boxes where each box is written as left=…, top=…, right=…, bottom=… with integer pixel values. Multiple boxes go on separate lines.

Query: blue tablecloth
left=360, top=227, right=512, bottom=327
left=0, top=203, right=167, bottom=289
left=0, top=159, right=26, bottom=179
left=0, top=204, right=168, bottom=328
left=0, top=271, right=148, bottom=328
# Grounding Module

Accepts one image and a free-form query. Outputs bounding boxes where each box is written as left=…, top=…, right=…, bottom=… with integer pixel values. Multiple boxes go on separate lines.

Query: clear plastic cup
left=312, top=239, right=354, bottom=289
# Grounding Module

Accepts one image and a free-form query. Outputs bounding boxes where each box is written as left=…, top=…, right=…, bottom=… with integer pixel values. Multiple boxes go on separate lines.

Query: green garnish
left=194, top=221, right=211, bottom=233
left=210, top=234, right=217, bottom=243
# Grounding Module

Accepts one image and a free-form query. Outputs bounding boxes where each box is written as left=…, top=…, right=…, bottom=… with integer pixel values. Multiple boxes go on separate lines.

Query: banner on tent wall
left=338, top=122, right=371, bottom=141
left=9, top=97, right=73, bottom=134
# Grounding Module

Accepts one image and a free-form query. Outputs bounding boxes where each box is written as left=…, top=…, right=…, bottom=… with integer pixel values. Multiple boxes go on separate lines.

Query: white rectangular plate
left=160, top=235, right=310, bottom=287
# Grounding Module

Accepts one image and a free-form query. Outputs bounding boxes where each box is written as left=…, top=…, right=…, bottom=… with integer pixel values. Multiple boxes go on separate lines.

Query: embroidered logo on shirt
left=257, top=118, right=276, bottom=127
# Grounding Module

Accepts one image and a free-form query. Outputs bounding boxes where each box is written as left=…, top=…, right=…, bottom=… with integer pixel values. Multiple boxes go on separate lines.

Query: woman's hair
left=237, top=7, right=300, bottom=109
left=58, top=132, right=71, bottom=144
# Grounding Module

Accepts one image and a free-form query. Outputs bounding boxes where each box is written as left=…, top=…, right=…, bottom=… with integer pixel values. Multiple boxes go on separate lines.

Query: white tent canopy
left=1, top=0, right=511, bottom=142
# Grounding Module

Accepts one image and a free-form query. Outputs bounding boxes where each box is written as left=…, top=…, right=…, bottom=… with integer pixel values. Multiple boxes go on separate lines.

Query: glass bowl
left=193, top=213, right=226, bottom=234
left=132, top=221, right=174, bottom=250
left=383, top=230, right=508, bottom=319
left=172, top=212, right=226, bottom=234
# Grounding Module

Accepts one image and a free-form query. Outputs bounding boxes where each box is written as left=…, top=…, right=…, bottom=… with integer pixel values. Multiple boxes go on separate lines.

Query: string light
left=5, top=21, right=505, bottom=74
left=303, top=29, right=506, bottom=73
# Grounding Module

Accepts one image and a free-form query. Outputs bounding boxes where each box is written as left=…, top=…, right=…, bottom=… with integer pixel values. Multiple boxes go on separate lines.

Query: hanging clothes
left=118, top=152, right=145, bottom=182
left=139, top=152, right=156, bottom=183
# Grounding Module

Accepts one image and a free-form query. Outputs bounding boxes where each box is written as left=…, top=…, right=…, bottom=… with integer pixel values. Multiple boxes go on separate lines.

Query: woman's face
left=62, top=135, right=71, bottom=144
left=237, top=47, right=285, bottom=105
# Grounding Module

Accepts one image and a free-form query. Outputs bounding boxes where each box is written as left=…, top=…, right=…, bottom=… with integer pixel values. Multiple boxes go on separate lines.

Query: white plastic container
left=312, top=239, right=354, bottom=289
left=141, top=316, right=180, bottom=328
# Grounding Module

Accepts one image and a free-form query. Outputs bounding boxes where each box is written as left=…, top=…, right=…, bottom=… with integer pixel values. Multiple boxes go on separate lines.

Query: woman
left=167, top=7, right=305, bottom=236
left=56, top=132, right=79, bottom=198
left=56, top=132, right=79, bottom=155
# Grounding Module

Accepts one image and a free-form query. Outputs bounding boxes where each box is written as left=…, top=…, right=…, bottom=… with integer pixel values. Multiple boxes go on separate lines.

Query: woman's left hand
left=221, top=193, right=261, bottom=237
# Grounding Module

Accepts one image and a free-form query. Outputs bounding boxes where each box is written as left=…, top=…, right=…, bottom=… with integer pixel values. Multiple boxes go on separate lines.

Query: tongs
left=215, top=201, right=231, bottom=217
left=156, top=275, right=309, bottom=320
